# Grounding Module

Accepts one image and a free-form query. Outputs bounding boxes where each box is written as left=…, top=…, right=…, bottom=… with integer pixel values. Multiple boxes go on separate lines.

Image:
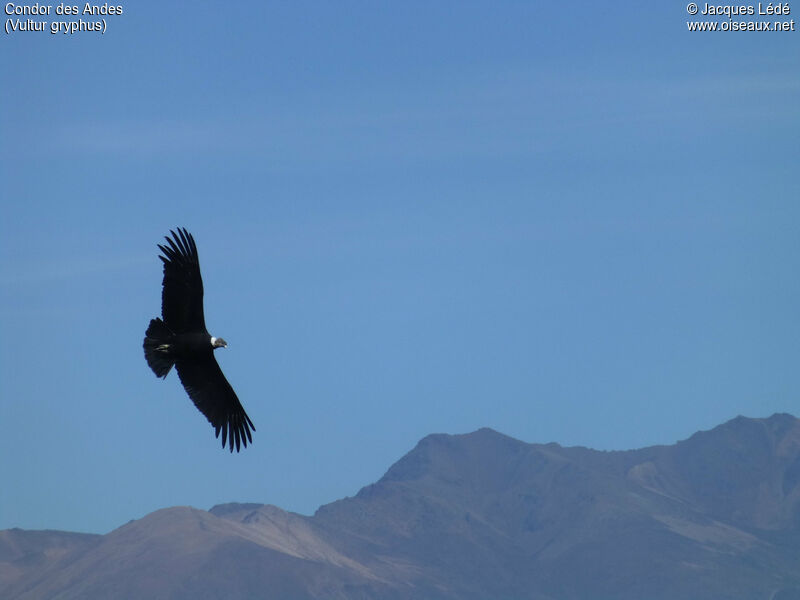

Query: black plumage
left=143, top=228, right=255, bottom=452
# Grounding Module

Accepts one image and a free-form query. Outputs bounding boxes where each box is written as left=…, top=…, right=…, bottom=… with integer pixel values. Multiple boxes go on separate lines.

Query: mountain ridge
left=4, top=413, right=800, bottom=599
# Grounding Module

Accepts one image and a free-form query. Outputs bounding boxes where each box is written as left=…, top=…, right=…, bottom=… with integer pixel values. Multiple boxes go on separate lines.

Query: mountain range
left=3, top=413, right=800, bottom=599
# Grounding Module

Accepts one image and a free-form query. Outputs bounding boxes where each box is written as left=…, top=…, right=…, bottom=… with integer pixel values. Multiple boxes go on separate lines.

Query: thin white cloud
left=0, top=253, right=149, bottom=287
left=6, top=66, right=798, bottom=164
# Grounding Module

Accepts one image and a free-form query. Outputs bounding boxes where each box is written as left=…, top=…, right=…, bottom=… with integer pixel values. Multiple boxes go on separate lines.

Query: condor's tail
left=143, top=318, right=175, bottom=378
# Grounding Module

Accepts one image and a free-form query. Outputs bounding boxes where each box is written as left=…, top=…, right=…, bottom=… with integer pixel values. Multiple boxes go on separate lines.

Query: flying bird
left=143, top=227, right=255, bottom=452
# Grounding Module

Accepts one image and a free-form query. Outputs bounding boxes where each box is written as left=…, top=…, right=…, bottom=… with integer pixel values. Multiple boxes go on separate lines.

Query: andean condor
left=143, top=228, right=255, bottom=452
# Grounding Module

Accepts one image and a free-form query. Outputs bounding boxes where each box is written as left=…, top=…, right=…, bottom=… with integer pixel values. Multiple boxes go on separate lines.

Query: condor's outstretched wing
left=158, top=228, right=206, bottom=333
left=175, top=353, right=255, bottom=452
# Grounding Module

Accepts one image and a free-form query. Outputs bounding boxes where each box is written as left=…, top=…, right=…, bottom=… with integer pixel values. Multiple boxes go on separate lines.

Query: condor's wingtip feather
left=166, top=227, right=195, bottom=258
left=157, top=243, right=180, bottom=264
left=211, top=416, right=254, bottom=453
left=173, top=229, right=189, bottom=255
left=178, top=227, right=193, bottom=247
left=165, top=236, right=183, bottom=258
left=186, top=230, right=197, bottom=255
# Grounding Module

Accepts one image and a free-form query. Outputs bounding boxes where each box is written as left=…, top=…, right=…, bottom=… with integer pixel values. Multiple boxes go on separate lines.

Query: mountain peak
left=208, top=502, right=264, bottom=518
left=378, top=427, right=529, bottom=485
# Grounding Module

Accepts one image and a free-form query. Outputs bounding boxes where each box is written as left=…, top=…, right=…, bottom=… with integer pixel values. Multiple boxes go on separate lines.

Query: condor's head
left=210, top=336, right=228, bottom=349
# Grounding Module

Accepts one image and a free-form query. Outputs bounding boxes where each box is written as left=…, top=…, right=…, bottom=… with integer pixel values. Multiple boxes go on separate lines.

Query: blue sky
left=1, top=2, right=798, bottom=534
